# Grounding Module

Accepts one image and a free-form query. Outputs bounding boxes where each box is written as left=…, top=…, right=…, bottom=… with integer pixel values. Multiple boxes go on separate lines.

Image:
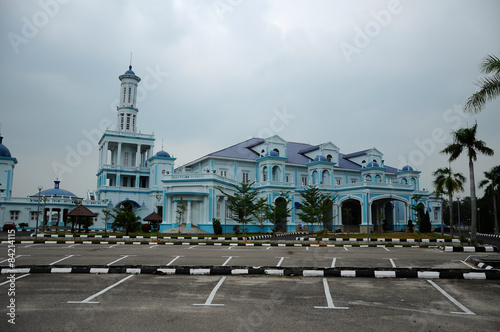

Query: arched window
left=327, top=154, right=333, bottom=162
left=273, top=148, right=279, bottom=156
left=375, top=175, right=382, bottom=183
left=365, top=175, right=372, bottom=182
left=321, top=170, right=330, bottom=185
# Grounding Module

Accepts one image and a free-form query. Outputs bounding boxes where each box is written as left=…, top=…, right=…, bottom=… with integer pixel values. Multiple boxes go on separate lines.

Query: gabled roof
left=143, top=211, right=162, bottom=221
left=66, top=204, right=97, bottom=217
left=183, top=138, right=398, bottom=173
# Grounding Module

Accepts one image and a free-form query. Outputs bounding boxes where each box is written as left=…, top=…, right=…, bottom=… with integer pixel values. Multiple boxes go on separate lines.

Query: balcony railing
left=103, top=129, right=154, bottom=140
left=100, top=164, right=149, bottom=172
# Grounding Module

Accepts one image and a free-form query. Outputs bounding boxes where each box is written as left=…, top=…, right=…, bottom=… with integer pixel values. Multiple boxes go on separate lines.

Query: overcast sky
left=1, top=0, right=499, bottom=198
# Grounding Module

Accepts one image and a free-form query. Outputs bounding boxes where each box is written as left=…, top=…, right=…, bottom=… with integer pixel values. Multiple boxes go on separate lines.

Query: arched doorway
left=341, top=199, right=361, bottom=232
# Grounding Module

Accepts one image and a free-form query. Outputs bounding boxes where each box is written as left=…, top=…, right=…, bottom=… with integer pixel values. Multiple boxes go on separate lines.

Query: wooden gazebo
left=143, top=211, right=162, bottom=231
left=66, top=204, right=97, bottom=233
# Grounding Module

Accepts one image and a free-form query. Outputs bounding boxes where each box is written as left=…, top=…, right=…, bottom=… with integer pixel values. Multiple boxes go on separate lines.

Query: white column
left=187, top=200, right=192, bottom=225
left=103, top=141, right=108, bottom=165
left=117, top=143, right=122, bottom=166
left=136, top=144, right=141, bottom=167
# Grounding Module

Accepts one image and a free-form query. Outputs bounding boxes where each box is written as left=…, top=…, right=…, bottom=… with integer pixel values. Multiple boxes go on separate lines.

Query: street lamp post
left=457, top=196, right=461, bottom=238
left=35, top=186, right=43, bottom=237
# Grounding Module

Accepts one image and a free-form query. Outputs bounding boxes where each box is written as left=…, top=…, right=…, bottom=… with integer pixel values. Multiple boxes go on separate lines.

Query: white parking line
left=106, top=255, right=135, bottom=266
left=427, top=280, right=475, bottom=315
left=166, top=256, right=183, bottom=266
left=315, top=278, right=349, bottom=309
left=384, top=258, right=396, bottom=268
left=0, top=274, right=30, bottom=286
left=67, top=275, right=134, bottom=304
left=266, top=247, right=272, bottom=250
left=383, top=247, right=390, bottom=252
left=67, top=244, right=80, bottom=248
left=0, top=255, right=27, bottom=264
left=23, top=244, right=40, bottom=248
left=193, top=276, right=226, bottom=306
left=222, top=256, right=233, bottom=266
left=188, top=246, right=197, bottom=250
left=458, top=260, right=478, bottom=270
left=276, top=257, right=287, bottom=267
left=49, top=255, right=76, bottom=266
left=331, top=258, right=337, bottom=268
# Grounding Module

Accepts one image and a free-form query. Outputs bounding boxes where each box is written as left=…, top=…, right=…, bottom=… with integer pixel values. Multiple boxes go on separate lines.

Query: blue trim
left=164, top=192, right=209, bottom=196
left=255, top=164, right=259, bottom=182
left=154, top=165, right=158, bottom=185
left=6, top=169, right=11, bottom=197
left=163, top=192, right=167, bottom=221
left=234, top=162, right=237, bottom=181
left=99, top=168, right=150, bottom=175
left=209, top=188, right=214, bottom=221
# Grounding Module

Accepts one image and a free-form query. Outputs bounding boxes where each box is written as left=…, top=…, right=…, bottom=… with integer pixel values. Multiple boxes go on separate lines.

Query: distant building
left=0, top=67, right=442, bottom=233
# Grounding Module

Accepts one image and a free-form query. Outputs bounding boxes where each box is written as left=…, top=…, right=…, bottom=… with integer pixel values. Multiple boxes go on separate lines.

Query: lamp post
left=35, top=186, right=42, bottom=237
left=457, top=196, right=461, bottom=238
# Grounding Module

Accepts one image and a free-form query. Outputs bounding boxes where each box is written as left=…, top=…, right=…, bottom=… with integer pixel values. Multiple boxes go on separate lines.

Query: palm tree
left=464, top=54, right=500, bottom=113
left=479, top=165, right=500, bottom=235
left=441, top=123, right=494, bottom=240
left=433, top=167, right=466, bottom=237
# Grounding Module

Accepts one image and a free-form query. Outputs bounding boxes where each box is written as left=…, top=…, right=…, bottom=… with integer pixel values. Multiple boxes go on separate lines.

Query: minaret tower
left=117, top=65, right=141, bottom=132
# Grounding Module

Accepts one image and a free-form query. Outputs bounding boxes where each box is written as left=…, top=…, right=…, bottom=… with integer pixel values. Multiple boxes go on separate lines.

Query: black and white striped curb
left=2, top=266, right=499, bottom=279
left=27, top=232, right=305, bottom=241
left=297, top=237, right=461, bottom=243
left=440, top=246, right=497, bottom=252
left=477, top=233, right=500, bottom=238
left=477, top=262, right=495, bottom=270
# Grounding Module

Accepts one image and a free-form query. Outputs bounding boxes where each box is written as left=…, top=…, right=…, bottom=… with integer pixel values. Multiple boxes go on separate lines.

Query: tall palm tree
left=441, top=123, right=494, bottom=240
left=479, top=165, right=500, bottom=235
left=433, top=167, right=466, bottom=237
left=464, top=54, right=500, bottom=113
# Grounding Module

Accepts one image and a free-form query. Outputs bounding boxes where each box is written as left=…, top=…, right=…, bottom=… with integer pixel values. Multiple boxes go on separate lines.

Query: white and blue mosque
left=0, top=66, right=442, bottom=234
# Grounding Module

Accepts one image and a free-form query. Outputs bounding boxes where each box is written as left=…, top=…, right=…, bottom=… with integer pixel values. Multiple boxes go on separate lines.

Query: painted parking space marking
left=276, top=257, right=288, bottom=267
left=383, top=247, right=390, bottom=252
left=331, top=258, right=338, bottom=268
left=427, top=280, right=475, bottom=315
left=23, top=244, right=40, bottom=248
left=193, top=276, right=226, bottom=306
left=222, top=256, right=237, bottom=266
left=67, top=275, right=134, bottom=304
left=0, top=273, right=30, bottom=286
left=383, top=258, right=397, bottom=268
left=315, top=278, right=349, bottom=309
left=0, top=255, right=29, bottom=264
left=166, top=256, right=183, bottom=266
left=67, top=244, right=80, bottom=248
left=458, top=260, right=478, bottom=270
left=106, top=255, right=135, bottom=266
left=49, top=255, right=77, bottom=266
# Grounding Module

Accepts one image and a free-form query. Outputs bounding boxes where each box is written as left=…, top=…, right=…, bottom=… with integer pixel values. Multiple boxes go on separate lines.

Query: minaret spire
left=129, top=52, right=133, bottom=69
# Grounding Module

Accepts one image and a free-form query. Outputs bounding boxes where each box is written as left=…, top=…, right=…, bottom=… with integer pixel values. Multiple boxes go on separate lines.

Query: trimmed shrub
left=212, top=218, right=223, bottom=235
left=141, top=223, right=151, bottom=233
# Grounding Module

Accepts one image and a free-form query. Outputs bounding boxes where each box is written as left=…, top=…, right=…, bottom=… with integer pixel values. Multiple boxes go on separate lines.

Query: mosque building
left=0, top=67, right=442, bottom=233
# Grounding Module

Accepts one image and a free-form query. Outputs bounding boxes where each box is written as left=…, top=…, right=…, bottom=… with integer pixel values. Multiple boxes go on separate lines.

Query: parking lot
left=0, top=242, right=485, bottom=269
left=1, top=273, right=499, bottom=331
left=1, top=243, right=500, bottom=331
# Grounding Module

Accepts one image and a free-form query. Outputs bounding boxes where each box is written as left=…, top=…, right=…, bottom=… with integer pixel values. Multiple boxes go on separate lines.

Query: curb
left=297, top=237, right=461, bottom=243
left=2, top=265, right=499, bottom=279
left=441, top=246, right=497, bottom=252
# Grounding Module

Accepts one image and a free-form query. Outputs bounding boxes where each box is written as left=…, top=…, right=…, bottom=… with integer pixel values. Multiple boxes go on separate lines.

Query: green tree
left=433, top=166, right=466, bottom=237
left=464, top=54, right=500, bottom=113
left=252, top=197, right=270, bottom=234
left=267, top=191, right=292, bottom=233
left=420, top=211, right=432, bottom=233
left=479, top=165, right=500, bottom=235
left=296, top=186, right=334, bottom=233
left=111, top=204, right=142, bottom=236
left=217, top=182, right=258, bottom=238
left=441, top=122, right=494, bottom=240
left=176, top=197, right=186, bottom=234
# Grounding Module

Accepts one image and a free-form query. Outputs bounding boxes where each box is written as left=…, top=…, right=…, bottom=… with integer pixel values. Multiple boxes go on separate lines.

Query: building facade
left=0, top=67, right=442, bottom=233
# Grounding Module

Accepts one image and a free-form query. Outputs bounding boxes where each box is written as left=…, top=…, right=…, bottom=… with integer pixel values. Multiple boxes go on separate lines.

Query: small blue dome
left=265, top=150, right=279, bottom=157
left=32, top=180, right=79, bottom=198
left=402, top=165, right=414, bottom=171
left=155, top=150, right=171, bottom=158
left=0, top=136, right=12, bottom=158
left=314, top=155, right=328, bottom=162
left=124, top=65, right=135, bottom=75
left=366, top=161, right=379, bottom=168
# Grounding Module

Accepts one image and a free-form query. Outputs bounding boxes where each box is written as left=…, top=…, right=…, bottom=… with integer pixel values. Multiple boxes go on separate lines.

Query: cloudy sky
left=1, top=0, right=499, bottom=198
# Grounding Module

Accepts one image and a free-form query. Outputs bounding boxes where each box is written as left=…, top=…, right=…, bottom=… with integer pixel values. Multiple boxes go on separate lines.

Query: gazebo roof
left=66, top=204, right=97, bottom=217
left=143, top=211, right=162, bottom=222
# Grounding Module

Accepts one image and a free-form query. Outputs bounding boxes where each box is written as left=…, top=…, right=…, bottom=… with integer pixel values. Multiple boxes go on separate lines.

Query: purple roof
left=186, top=138, right=397, bottom=173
